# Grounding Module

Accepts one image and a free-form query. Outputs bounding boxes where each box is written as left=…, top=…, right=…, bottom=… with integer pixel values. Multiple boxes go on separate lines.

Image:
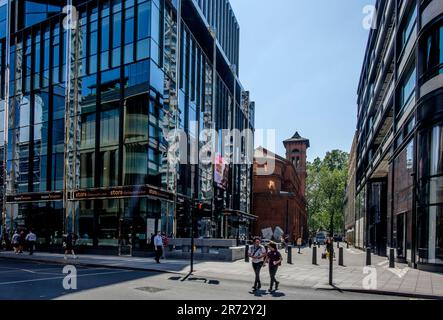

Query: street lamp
left=329, top=209, right=334, bottom=286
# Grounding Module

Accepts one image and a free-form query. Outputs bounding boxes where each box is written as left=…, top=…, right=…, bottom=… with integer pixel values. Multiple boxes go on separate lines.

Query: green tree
left=306, top=150, right=349, bottom=236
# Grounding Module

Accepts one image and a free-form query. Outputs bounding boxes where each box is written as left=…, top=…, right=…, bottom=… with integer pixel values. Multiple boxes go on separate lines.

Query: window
left=422, top=24, right=443, bottom=83
left=399, top=66, right=416, bottom=111
left=100, top=108, right=120, bottom=146
left=137, top=2, right=150, bottom=40
left=401, top=6, right=417, bottom=51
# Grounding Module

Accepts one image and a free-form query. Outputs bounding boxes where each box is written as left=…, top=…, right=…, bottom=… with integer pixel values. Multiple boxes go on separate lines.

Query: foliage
left=306, top=150, right=349, bottom=235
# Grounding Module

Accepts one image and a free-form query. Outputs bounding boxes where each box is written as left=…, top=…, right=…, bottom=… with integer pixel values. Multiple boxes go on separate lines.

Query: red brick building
left=252, top=132, right=309, bottom=241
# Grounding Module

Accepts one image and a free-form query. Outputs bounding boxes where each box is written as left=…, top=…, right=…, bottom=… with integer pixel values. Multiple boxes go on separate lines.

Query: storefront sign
left=6, top=192, right=63, bottom=203
left=73, top=185, right=174, bottom=201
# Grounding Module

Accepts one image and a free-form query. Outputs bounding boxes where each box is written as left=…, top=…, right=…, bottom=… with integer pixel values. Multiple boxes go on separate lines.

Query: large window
left=418, top=124, right=443, bottom=264
left=421, top=23, right=443, bottom=83
left=400, top=6, right=417, bottom=52
left=399, top=66, right=416, bottom=112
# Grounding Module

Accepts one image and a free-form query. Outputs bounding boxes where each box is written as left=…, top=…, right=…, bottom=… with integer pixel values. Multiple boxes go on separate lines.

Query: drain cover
left=135, top=286, right=166, bottom=293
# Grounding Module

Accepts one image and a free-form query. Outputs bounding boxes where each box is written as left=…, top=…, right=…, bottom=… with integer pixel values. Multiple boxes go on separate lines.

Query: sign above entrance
left=73, top=185, right=174, bottom=201
left=6, top=192, right=63, bottom=203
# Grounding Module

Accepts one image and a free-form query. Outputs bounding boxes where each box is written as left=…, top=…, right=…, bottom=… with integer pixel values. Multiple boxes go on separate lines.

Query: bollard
left=287, top=245, right=293, bottom=264
left=339, top=247, right=344, bottom=266
left=312, top=246, right=317, bottom=265
left=245, top=245, right=249, bottom=263
left=366, top=247, right=371, bottom=266
left=389, top=248, right=395, bottom=268
left=337, top=241, right=340, bottom=248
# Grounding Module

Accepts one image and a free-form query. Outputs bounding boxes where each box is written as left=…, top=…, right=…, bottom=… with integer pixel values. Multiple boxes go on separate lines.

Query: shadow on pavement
left=0, top=259, right=163, bottom=300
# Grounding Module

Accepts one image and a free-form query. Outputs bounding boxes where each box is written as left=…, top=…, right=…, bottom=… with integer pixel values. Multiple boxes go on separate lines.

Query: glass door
left=397, top=213, right=407, bottom=260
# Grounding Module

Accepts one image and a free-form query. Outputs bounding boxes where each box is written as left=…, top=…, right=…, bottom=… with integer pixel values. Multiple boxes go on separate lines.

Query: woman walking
left=266, top=242, right=282, bottom=293
left=248, top=237, right=267, bottom=292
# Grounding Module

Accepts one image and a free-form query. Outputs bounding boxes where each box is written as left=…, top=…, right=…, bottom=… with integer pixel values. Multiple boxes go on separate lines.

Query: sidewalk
left=0, top=251, right=192, bottom=274
left=1, top=246, right=442, bottom=299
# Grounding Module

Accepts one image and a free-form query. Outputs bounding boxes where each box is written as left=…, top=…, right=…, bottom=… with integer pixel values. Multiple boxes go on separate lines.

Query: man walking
left=248, top=237, right=267, bottom=292
left=153, top=231, right=163, bottom=263
left=25, top=229, right=37, bottom=255
left=297, top=236, right=303, bottom=254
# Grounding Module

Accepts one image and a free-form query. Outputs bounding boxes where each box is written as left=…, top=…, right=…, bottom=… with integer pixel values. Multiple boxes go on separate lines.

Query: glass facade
left=355, top=0, right=443, bottom=269
left=0, top=0, right=254, bottom=254
left=418, top=124, right=443, bottom=264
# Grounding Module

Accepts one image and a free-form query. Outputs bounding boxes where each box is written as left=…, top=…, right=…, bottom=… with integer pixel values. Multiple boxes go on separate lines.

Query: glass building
left=0, top=0, right=255, bottom=255
left=354, top=0, right=443, bottom=270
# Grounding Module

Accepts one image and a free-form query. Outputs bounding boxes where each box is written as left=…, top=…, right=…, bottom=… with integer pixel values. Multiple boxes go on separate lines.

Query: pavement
left=1, top=245, right=442, bottom=299
left=0, top=259, right=407, bottom=300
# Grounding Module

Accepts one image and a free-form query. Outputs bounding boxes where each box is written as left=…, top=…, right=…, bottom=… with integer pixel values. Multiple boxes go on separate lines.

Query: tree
left=306, top=150, right=349, bottom=236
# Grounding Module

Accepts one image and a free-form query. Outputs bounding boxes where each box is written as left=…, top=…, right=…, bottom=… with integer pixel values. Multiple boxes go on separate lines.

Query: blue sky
left=230, top=0, right=375, bottom=161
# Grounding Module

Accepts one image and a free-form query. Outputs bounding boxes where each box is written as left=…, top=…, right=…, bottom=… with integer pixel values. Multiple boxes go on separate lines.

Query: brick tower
left=283, top=131, right=310, bottom=196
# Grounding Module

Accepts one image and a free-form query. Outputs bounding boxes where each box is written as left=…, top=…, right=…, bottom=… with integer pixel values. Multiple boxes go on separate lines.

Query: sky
left=230, top=0, right=375, bottom=161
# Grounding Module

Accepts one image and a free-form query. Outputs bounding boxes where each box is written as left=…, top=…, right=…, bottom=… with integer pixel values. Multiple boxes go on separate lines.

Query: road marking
left=386, top=266, right=410, bottom=278
left=377, top=261, right=389, bottom=266
left=0, top=269, right=133, bottom=286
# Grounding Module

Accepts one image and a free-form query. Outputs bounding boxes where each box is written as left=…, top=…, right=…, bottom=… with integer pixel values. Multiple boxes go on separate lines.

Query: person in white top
left=153, top=231, right=163, bottom=263
left=25, top=230, right=37, bottom=255
left=248, top=237, right=267, bottom=291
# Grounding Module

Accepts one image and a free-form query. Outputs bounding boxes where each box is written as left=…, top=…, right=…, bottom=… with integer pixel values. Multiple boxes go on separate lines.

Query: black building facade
left=354, top=0, right=443, bottom=270
left=0, top=0, right=255, bottom=255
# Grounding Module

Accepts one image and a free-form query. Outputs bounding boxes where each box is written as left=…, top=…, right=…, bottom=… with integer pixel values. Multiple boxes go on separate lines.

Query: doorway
left=396, top=213, right=407, bottom=260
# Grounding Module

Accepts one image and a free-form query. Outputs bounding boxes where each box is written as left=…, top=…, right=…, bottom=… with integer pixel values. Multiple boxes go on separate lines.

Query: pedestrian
left=308, top=237, right=312, bottom=248
left=161, top=233, right=169, bottom=259
left=25, top=229, right=37, bottom=255
left=248, top=237, right=267, bottom=292
left=325, top=237, right=335, bottom=259
left=153, top=231, right=163, bottom=263
left=266, top=242, right=282, bottom=293
left=297, top=236, right=302, bottom=254
left=19, top=230, right=26, bottom=254
left=64, top=232, right=78, bottom=260
left=12, top=230, right=20, bottom=254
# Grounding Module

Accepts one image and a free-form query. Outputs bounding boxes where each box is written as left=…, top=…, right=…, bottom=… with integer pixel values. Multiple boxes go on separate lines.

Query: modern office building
left=0, top=0, right=255, bottom=255
left=354, top=0, right=443, bottom=270
left=344, top=133, right=357, bottom=246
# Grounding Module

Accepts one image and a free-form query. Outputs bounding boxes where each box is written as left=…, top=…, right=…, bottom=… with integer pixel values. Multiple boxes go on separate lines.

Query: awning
left=222, top=209, right=258, bottom=221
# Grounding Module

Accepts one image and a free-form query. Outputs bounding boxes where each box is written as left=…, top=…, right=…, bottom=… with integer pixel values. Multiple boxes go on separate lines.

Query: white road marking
left=0, top=269, right=133, bottom=286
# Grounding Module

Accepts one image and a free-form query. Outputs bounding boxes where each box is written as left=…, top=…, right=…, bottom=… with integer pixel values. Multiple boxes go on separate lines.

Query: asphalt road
left=0, top=259, right=409, bottom=300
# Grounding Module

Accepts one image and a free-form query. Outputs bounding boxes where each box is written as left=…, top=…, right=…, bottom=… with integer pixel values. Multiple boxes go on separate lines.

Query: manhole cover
left=135, top=286, right=166, bottom=293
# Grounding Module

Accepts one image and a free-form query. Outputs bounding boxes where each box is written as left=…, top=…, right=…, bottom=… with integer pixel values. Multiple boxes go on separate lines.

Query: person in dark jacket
left=266, top=242, right=282, bottom=293
left=64, top=233, right=78, bottom=260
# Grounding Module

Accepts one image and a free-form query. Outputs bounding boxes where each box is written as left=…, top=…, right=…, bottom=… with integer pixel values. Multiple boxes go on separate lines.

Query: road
left=0, top=259, right=409, bottom=300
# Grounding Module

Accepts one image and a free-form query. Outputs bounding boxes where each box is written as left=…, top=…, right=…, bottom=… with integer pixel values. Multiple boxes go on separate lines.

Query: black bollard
left=337, top=241, right=340, bottom=248
left=245, top=245, right=249, bottom=263
left=287, top=245, right=293, bottom=264
left=366, top=247, right=371, bottom=266
left=312, top=246, right=317, bottom=265
left=389, top=248, right=395, bottom=268
left=339, top=247, right=344, bottom=266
